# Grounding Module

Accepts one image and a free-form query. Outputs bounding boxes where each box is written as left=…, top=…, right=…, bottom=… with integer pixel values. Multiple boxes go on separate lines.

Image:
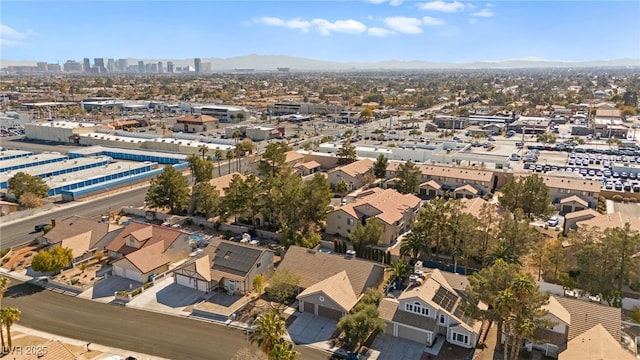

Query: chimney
left=51, top=218, right=56, bottom=227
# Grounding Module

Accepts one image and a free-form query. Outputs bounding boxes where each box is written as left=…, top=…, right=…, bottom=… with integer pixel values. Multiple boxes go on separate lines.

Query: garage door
left=318, top=305, right=343, bottom=320
left=397, top=324, right=429, bottom=344
left=303, top=301, right=315, bottom=314
left=176, top=274, right=196, bottom=289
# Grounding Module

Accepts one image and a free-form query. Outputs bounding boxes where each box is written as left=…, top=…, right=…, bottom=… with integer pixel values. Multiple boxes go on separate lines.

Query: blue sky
left=1, top=1, right=639, bottom=63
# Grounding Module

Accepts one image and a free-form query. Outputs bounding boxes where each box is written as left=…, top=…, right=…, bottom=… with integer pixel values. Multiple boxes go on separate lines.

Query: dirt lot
left=9, top=331, right=104, bottom=359
left=1, top=244, right=44, bottom=271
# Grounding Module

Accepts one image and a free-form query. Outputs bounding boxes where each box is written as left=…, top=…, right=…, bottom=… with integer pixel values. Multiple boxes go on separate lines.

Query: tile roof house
left=562, top=208, right=600, bottom=235
left=523, top=295, right=624, bottom=359
left=173, top=239, right=274, bottom=295
left=40, top=215, right=122, bottom=264
left=558, top=324, right=635, bottom=360
left=294, top=160, right=321, bottom=176
left=175, top=114, right=218, bottom=133
left=327, top=158, right=374, bottom=191
left=278, top=245, right=385, bottom=320
left=325, top=187, right=421, bottom=246
left=379, top=269, right=485, bottom=349
left=208, top=172, right=246, bottom=197
left=108, top=221, right=193, bottom=283
left=516, top=173, right=601, bottom=212
left=575, top=211, right=640, bottom=233
left=386, top=162, right=495, bottom=199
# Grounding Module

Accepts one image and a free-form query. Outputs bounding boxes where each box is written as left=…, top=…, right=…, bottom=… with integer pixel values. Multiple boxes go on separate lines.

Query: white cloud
left=466, top=3, right=477, bottom=9
left=256, top=17, right=311, bottom=31
left=389, top=0, right=404, bottom=6
left=417, top=0, right=466, bottom=13
left=422, top=16, right=446, bottom=26
left=312, top=19, right=367, bottom=35
left=486, top=3, right=495, bottom=7
left=0, top=24, right=34, bottom=47
left=364, top=0, right=387, bottom=3
left=368, top=27, right=394, bottom=36
left=384, top=16, right=424, bottom=34
left=472, top=8, right=494, bottom=17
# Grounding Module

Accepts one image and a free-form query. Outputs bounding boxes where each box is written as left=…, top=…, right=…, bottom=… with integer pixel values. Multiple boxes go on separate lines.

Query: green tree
left=542, top=239, right=566, bottom=283
left=606, top=223, right=640, bottom=292
left=359, top=107, right=374, bottom=122
left=18, top=191, right=42, bottom=209
left=269, top=340, right=297, bottom=360
left=0, top=307, right=20, bottom=350
left=337, top=304, right=385, bottom=351
left=395, top=160, right=421, bottom=194
left=265, top=269, right=300, bottom=304
left=373, top=154, right=388, bottom=180
left=192, top=182, right=220, bottom=219
left=258, top=142, right=292, bottom=178
left=388, top=260, right=411, bottom=282
left=187, top=153, right=214, bottom=184
left=30, top=246, right=73, bottom=273
left=336, top=179, right=350, bottom=202
left=472, top=202, right=499, bottom=265
left=214, top=149, right=224, bottom=177
left=299, top=173, right=332, bottom=230
left=467, top=260, right=522, bottom=350
left=498, top=174, right=553, bottom=219
left=226, top=150, right=235, bottom=174
left=400, top=231, right=429, bottom=262
left=250, top=310, right=287, bottom=355
left=243, top=174, right=263, bottom=228
left=444, top=202, right=478, bottom=272
left=412, top=197, right=450, bottom=259
left=7, top=172, right=49, bottom=200
left=336, top=139, right=357, bottom=165
left=221, top=174, right=249, bottom=224
left=253, top=274, right=264, bottom=295
left=197, top=144, right=209, bottom=160
left=348, top=218, right=384, bottom=246
left=498, top=209, right=539, bottom=259
left=145, top=165, right=190, bottom=214
left=0, top=276, right=9, bottom=351
left=537, top=132, right=556, bottom=144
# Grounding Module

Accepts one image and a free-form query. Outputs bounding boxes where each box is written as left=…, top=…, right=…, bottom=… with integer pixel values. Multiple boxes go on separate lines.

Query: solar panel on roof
left=432, top=286, right=459, bottom=313
left=453, top=302, right=477, bottom=327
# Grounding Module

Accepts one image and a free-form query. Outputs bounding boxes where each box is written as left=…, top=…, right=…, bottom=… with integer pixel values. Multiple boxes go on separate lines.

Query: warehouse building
left=0, top=153, right=68, bottom=173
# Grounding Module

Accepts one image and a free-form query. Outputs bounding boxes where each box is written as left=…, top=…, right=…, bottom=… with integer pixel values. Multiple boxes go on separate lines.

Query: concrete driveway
left=369, top=335, right=428, bottom=360
left=288, top=311, right=337, bottom=346
left=127, top=276, right=207, bottom=315
left=78, top=275, right=141, bottom=303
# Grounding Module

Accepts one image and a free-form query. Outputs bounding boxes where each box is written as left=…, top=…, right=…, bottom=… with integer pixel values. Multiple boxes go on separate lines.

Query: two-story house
left=378, top=269, right=484, bottom=349
left=106, top=221, right=193, bottom=283
left=528, top=296, right=571, bottom=357
left=540, top=174, right=601, bottom=213
left=325, top=188, right=421, bottom=246
left=386, top=162, right=495, bottom=199
left=327, top=158, right=374, bottom=191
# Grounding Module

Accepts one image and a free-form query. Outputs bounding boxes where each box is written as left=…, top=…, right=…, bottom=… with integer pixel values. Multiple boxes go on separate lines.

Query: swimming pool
left=318, top=248, right=332, bottom=254
left=190, top=234, right=204, bottom=242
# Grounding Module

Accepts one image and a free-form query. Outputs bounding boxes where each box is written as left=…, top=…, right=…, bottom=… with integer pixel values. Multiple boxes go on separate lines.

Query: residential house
left=107, top=221, right=193, bottom=283
left=575, top=211, right=640, bottom=233
left=173, top=239, right=274, bottom=294
left=208, top=172, right=246, bottom=196
left=327, top=158, right=374, bottom=191
left=562, top=208, right=600, bottom=235
left=325, top=188, right=421, bottom=246
left=40, top=215, right=122, bottom=265
left=524, top=295, right=625, bottom=359
left=539, top=174, right=600, bottom=211
left=174, top=114, right=218, bottom=133
left=558, top=324, right=635, bottom=360
left=378, top=269, right=485, bottom=349
left=294, top=160, right=321, bottom=176
left=0, top=200, right=18, bottom=215
left=278, top=245, right=385, bottom=320
left=386, top=162, right=495, bottom=199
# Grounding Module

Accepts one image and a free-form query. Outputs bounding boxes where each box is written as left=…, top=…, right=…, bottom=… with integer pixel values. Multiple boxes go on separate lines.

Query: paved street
left=3, top=281, right=331, bottom=360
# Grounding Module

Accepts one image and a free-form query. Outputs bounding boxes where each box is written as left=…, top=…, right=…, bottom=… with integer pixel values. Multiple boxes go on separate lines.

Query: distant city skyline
left=1, top=1, right=639, bottom=63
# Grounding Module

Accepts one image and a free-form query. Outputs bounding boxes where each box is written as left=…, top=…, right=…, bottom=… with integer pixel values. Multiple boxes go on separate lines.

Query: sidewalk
left=11, top=324, right=171, bottom=360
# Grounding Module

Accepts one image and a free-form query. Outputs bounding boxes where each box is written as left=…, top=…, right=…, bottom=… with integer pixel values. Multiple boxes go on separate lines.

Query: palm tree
left=0, top=307, right=20, bottom=350
left=269, top=340, right=297, bottom=360
left=214, top=149, right=223, bottom=177
left=400, top=231, right=430, bottom=262
left=198, top=144, right=209, bottom=160
left=235, top=144, right=244, bottom=173
left=493, top=289, right=516, bottom=359
left=486, top=241, right=520, bottom=266
left=250, top=310, right=286, bottom=356
left=388, top=260, right=411, bottom=283
left=226, top=150, right=234, bottom=174
left=232, top=129, right=241, bottom=144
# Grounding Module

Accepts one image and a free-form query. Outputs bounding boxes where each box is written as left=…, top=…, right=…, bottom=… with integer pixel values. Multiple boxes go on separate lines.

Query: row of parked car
left=526, top=163, right=640, bottom=193
left=527, top=143, right=640, bottom=157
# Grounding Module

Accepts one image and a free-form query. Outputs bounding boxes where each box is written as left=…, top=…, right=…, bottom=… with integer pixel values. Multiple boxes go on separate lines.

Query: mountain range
left=2, top=54, right=639, bottom=71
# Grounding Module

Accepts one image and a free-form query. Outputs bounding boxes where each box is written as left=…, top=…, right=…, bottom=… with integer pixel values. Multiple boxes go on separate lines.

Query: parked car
left=34, top=223, right=48, bottom=232
left=548, top=216, right=559, bottom=227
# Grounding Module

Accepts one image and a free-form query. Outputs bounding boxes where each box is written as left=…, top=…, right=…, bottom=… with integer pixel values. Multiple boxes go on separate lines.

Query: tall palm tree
left=214, top=149, right=223, bottom=177
left=226, top=150, right=234, bottom=174
left=235, top=144, right=244, bottom=173
left=400, top=231, right=429, bottom=262
left=0, top=307, right=21, bottom=350
left=493, top=289, right=515, bottom=359
left=232, top=129, right=241, bottom=144
left=250, top=310, right=286, bottom=356
left=198, top=144, right=209, bottom=160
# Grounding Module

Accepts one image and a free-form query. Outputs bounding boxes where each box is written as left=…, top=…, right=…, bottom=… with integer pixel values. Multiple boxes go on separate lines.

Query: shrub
left=185, top=218, right=194, bottom=226
left=223, top=230, right=234, bottom=240
left=0, top=248, right=10, bottom=258
left=612, top=195, right=623, bottom=202
left=623, top=197, right=631, bottom=203
left=629, top=198, right=637, bottom=203
left=631, top=307, right=640, bottom=323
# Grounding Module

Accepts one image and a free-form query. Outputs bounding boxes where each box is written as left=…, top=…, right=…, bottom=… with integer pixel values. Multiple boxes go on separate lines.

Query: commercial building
left=224, top=124, right=281, bottom=141
left=0, top=153, right=68, bottom=173
left=68, top=146, right=188, bottom=164
left=174, top=115, right=218, bottom=133
left=63, top=60, right=83, bottom=72
left=194, top=105, right=248, bottom=123
left=167, top=62, right=174, bottom=73
left=83, top=58, right=91, bottom=72
left=24, top=121, right=100, bottom=143
left=194, top=58, right=202, bottom=73
left=271, top=102, right=342, bottom=116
